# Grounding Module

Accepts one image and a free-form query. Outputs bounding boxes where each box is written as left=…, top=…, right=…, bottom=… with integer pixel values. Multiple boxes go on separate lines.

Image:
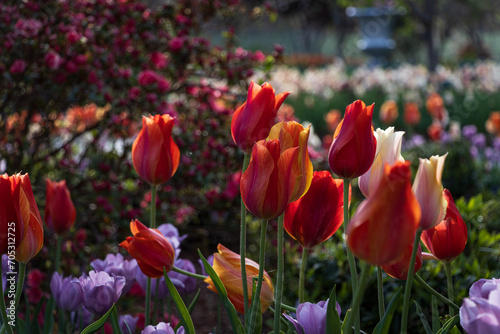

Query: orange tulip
left=346, top=161, right=421, bottom=266
left=403, top=101, right=421, bottom=126
left=328, top=100, right=377, bottom=180
left=132, top=114, right=180, bottom=186
left=240, top=139, right=298, bottom=220
left=284, top=171, right=348, bottom=248
left=0, top=173, right=44, bottom=263
left=426, top=92, right=446, bottom=121
left=412, top=154, right=447, bottom=230
left=485, top=111, right=500, bottom=137
left=379, top=100, right=399, bottom=125
left=267, top=121, right=313, bottom=202
left=231, top=81, right=290, bottom=153
left=120, top=219, right=175, bottom=278
left=382, top=242, right=423, bottom=280
left=421, top=189, right=468, bottom=262
left=45, top=179, right=76, bottom=234
left=204, top=244, right=274, bottom=314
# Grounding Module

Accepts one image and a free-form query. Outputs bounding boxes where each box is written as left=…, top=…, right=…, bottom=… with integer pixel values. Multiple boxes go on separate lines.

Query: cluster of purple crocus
left=142, top=322, right=184, bottom=334
left=283, top=299, right=341, bottom=334
left=462, top=125, right=500, bottom=170
left=460, top=278, right=500, bottom=333
left=50, top=223, right=198, bottom=330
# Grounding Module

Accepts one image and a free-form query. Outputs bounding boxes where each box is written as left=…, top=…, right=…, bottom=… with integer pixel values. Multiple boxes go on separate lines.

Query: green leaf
left=431, top=296, right=440, bottom=333
left=325, top=285, right=342, bottom=334
left=42, top=296, right=55, bottom=334
left=80, top=304, right=116, bottom=334
left=163, top=268, right=196, bottom=334
left=373, top=287, right=403, bottom=334
left=413, top=301, right=433, bottom=334
left=341, top=309, right=351, bottom=333
left=198, top=249, right=246, bottom=333
left=174, top=289, right=202, bottom=332
left=436, top=316, right=460, bottom=334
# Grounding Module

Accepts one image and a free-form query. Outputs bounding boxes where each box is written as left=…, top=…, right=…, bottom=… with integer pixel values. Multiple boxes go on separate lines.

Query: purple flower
left=71, top=306, right=94, bottom=330
left=283, top=299, right=341, bottom=334
left=91, top=253, right=138, bottom=294
left=141, top=322, right=185, bottom=334
left=157, top=223, right=187, bottom=260
left=120, top=314, right=139, bottom=334
left=167, top=259, right=197, bottom=295
left=463, top=125, right=478, bottom=139
left=50, top=272, right=84, bottom=311
left=2, top=255, right=8, bottom=292
left=471, top=133, right=487, bottom=148
left=460, top=278, right=500, bottom=333
left=76, top=271, right=125, bottom=315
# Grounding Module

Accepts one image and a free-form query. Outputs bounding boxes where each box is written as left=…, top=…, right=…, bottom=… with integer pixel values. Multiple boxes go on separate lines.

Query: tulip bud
left=328, top=100, right=377, bottom=180
left=231, top=81, right=290, bottom=153
left=421, top=189, right=467, bottom=262
left=284, top=171, right=347, bottom=248
left=132, top=114, right=180, bottom=186
left=120, top=220, right=175, bottom=278
left=347, top=161, right=421, bottom=266
left=204, top=244, right=274, bottom=314
left=45, top=179, right=76, bottom=234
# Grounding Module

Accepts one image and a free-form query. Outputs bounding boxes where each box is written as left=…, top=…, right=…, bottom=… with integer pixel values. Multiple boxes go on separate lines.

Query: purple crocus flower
left=120, top=314, right=139, bottom=334
left=167, top=258, right=197, bottom=295
left=471, top=133, right=487, bottom=148
left=463, top=125, right=478, bottom=139
left=91, top=253, right=138, bottom=294
left=50, top=272, right=84, bottom=311
left=283, top=299, right=341, bottom=334
left=460, top=278, right=500, bottom=333
left=71, top=305, right=94, bottom=330
left=2, top=255, right=8, bottom=292
left=76, top=270, right=126, bottom=315
left=141, top=322, right=185, bottom=334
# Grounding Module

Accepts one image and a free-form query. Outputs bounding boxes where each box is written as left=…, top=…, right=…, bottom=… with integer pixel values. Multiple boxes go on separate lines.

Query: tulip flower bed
left=3, top=74, right=500, bottom=334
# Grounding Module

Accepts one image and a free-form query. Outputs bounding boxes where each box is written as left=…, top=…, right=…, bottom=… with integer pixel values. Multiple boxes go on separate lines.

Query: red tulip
left=379, top=100, right=399, bottom=125
left=328, top=100, right=377, bottom=180
left=120, top=220, right=175, bottom=278
left=0, top=173, right=44, bottom=263
left=346, top=161, right=421, bottom=266
left=231, top=81, right=290, bottom=153
left=204, top=244, right=274, bottom=314
left=132, top=114, right=180, bottom=185
left=382, top=242, right=423, bottom=280
left=45, top=179, right=76, bottom=234
left=284, top=171, right=348, bottom=248
left=267, top=121, right=313, bottom=202
left=421, top=189, right=468, bottom=262
left=240, top=139, right=298, bottom=220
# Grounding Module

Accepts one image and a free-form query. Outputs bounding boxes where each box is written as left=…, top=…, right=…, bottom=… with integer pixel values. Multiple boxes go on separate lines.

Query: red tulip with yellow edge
left=382, top=241, right=423, bottom=280
left=284, top=171, right=348, bottom=248
left=328, top=100, right=377, bottom=180
left=11, top=173, right=44, bottom=263
left=346, top=161, right=421, bottom=266
left=240, top=139, right=298, bottom=220
left=132, top=114, right=180, bottom=186
left=120, top=219, right=175, bottom=278
left=421, top=189, right=468, bottom=262
left=231, top=81, right=290, bottom=153
left=1, top=173, right=29, bottom=254
left=267, top=121, right=313, bottom=202
left=45, top=179, right=76, bottom=234
left=204, top=244, right=274, bottom=314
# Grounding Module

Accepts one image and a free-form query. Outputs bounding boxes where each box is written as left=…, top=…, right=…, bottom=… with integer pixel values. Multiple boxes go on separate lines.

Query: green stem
left=344, top=263, right=371, bottom=334
left=414, top=275, right=459, bottom=312
left=55, top=236, right=62, bottom=273
left=274, top=213, right=285, bottom=333
left=246, top=219, right=268, bottom=334
left=343, top=179, right=359, bottom=334
left=280, top=302, right=297, bottom=313
left=145, top=277, right=151, bottom=326
left=401, top=229, right=423, bottom=334
left=0, top=259, right=14, bottom=334
left=240, top=153, right=250, bottom=318
left=153, top=280, right=159, bottom=325
left=445, top=262, right=455, bottom=316
left=377, top=266, right=385, bottom=320
left=111, top=306, right=123, bottom=334
left=14, top=262, right=26, bottom=311
left=298, top=247, right=309, bottom=303
left=172, top=266, right=207, bottom=280
left=150, top=185, right=157, bottom=229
